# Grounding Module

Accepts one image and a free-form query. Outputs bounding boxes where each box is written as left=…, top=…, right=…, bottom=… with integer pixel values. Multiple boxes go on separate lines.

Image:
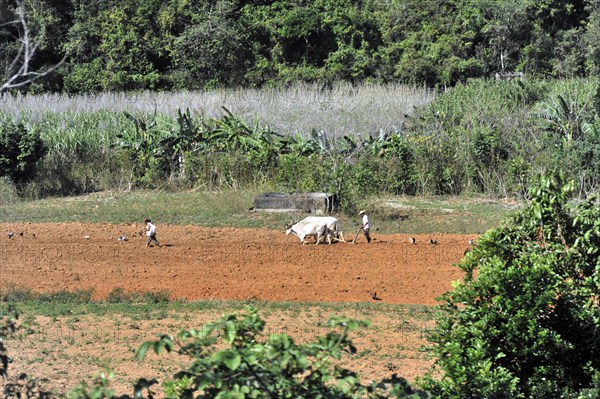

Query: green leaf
left=135, top=341, right=151, bottom=360
left=211, top=351, right=226, bottom=363
left=224, top=353, right=242, bottom=371
left=223, top=321, right=236, bottom=343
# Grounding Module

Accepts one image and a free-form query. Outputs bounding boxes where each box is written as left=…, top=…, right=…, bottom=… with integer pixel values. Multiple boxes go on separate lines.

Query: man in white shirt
left=358, top=210, right=371, bottom=243
left=144, top=218, right=160, bottom=247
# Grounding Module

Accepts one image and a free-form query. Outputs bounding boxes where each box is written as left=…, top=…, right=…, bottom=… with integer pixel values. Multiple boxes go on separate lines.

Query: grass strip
left=0, top=189, right=516, bottom=234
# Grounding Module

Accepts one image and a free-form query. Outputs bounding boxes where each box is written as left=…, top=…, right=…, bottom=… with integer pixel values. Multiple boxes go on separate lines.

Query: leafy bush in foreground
left=133, top=307, right=426, bottom=398
left=424, top=174, right=600, bottom=398
left=0, top=305, right=18, bottom=378
left=1, top=304, right=426, bottom=398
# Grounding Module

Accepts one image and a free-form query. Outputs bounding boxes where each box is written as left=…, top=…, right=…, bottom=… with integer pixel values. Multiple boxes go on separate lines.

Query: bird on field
left=409, top=237, right=416, bottom=245
left=368, top=291, right=381, bottom=301
left=430, top=239, right=438, bottom=246
left=468, top=239, right=475, bottom=246
left=117, top=235, right=128, bottom=241
left=7, top=231, right=14, bottom=239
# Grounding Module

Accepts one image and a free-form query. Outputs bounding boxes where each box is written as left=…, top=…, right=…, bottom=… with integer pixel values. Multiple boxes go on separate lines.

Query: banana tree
left=158, top=108, right=210, bottom=179
left=114, top=110, right=168, bottom=187
left=539, top=94, right=584, bottom=144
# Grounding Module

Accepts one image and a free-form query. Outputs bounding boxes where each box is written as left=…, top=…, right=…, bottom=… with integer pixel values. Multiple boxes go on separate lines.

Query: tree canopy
left=1, top=0, right=599, bottom=92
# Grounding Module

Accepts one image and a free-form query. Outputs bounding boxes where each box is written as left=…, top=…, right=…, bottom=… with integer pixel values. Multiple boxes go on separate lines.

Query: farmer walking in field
left=358, top=210, right=372, bottom=243
left=144, top=218, right=160, bottom=247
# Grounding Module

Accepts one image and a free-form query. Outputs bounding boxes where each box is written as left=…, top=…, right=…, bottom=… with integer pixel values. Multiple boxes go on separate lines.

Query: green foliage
left=0, top=288, right=94, bottom=304
left=68, top=370, right=157, bottom=399
left=0, top=304, right=19, bottom=378
left=0, top=0, right=68, bottom=92
left=586, top=0, right=600, bottom=78
left=0, top=299, right=435, bottom=398
left=0, top=303, right=56, bottom=397
left=114, top=110, right=178, bottom=188
left=538, top=94, right=585, bottom=143
left=172, top=0, right=250, bottom=89
left=4, top=0, right=600, bottom=91
left=403, top=78, right=600, bottom=196
left=68, top=369, right=118, bottom=399
left=64, top=0, right=168, bottom=92
left=37, top=289, right=93, bottom=304
left=106, top=288, right=170, bottom=304
left=424, top=173, right=600, bottom=398
left=114, top=107, right=286, bottom=189
left=4, top=78, right=600, bottom=203
left=135, top=306, right=426, bottom=398
left=0, top=121, right=47, bottom=194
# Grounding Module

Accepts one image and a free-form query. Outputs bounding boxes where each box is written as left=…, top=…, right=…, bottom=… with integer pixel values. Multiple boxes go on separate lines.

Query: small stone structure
left=494, top=71, right=525, bottom=81
left=252, top=192, right=335, bottom=214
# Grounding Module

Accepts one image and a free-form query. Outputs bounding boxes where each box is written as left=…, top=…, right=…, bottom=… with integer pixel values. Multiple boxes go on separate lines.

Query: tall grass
left=0, top=82, right=436, bottom=198
left=32, top=111, right=124, bottom=158
left=0, top=82, right=435, bottom=138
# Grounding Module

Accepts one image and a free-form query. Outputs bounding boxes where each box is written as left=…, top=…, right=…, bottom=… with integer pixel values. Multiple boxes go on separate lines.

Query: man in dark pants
left=144, top=218, right=160, bottom=247
left=358, top=210, right=371, bottom=243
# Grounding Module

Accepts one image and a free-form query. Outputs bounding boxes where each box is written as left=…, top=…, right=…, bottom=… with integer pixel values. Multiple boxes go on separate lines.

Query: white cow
left=300, top=216, right=345, bottom=242
left=286, top=221, right=330, bottom=245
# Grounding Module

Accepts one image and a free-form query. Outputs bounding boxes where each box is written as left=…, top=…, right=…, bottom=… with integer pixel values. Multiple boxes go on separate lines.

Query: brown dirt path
left=0, top=222, right=474, bottom=304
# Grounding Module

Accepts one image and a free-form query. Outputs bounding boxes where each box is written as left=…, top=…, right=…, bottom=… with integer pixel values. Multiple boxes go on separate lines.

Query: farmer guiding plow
left=352, top=210, right=371, bottom=244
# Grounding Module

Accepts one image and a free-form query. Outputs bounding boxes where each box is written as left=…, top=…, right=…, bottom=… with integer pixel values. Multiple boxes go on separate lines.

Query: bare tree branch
left=0, top=19, right=21, bottom=28
left=0, top=0, right=65, bottom=93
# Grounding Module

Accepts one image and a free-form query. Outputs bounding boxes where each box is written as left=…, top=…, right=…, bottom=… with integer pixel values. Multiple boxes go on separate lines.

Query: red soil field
left=0, top=222, right=474, bottom=304
left=0, top=222, right=477, bottom=396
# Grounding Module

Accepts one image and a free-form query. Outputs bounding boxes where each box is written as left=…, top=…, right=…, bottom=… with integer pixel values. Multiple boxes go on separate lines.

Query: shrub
left=0, top=304, right=19, bottom=378
left=135, top=307, right=427, bottom=398
left=424, top=173, right=600, bottom=398
left=0, top=121, right=47, bottom=195
left=0, top=304, right=428, bottom=398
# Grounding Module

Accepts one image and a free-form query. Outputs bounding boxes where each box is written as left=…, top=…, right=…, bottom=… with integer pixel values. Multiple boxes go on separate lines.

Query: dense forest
left=1, top=0, right=599, bottom=92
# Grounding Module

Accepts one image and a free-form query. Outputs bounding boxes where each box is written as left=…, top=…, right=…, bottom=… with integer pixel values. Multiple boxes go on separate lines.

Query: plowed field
left=0, top=222, right=474, bottom=304
left=0, top=222, right=476, bottom=396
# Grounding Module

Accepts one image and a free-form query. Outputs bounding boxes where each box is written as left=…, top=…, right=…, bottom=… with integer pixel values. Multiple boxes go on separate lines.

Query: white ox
left=300, top=216, right=345, bottom=242
left=286, top=220, right=331, bottom=245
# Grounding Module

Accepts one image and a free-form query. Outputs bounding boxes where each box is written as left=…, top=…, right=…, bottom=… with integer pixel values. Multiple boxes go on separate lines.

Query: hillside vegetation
left=2, top=0, right=600, bottom=208
left=1, top=0, right=599, bottom=91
